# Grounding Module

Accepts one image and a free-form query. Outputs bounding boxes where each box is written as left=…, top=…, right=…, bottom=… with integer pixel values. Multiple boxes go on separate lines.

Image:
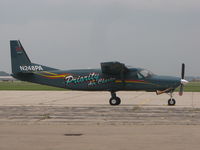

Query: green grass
left=0, top=81, right=200, bottom=92
left=0, top=81, right=66, bottom=90
left=182, top=82, right=200, bottom=92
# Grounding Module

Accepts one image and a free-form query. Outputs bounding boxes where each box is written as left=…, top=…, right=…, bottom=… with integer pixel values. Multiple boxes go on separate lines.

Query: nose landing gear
left=168, top=91, right=176, bottom=106
left=109, top=92, right=121, bottom=105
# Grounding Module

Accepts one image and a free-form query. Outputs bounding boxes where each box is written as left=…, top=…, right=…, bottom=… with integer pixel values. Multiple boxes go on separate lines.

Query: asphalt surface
left=0, top=91, right=200, bottom=150
left=0, top=91, right=199, bottom=125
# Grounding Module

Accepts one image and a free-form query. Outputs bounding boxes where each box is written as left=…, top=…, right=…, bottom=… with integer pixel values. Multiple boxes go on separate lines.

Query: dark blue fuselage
left=13, top=68, right=181, bottom=92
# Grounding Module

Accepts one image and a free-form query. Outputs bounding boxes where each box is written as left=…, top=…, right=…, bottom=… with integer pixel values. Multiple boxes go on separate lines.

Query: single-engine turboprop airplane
left=10, top=40, right=188, bottom=106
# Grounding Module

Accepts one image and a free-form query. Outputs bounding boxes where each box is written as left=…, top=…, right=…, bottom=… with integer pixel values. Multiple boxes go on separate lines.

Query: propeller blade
left=179, top=84, right=183, bottom=96
left=181, top=63, right=185, bottom=79
left=179, top=63, right=188, bottom=96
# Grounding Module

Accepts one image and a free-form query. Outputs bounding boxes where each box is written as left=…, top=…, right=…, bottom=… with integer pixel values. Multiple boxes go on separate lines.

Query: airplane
left=10, top=40, right=188, bottom=106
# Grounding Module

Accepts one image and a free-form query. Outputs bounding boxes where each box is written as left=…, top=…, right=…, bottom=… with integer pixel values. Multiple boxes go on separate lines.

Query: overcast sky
left=0, top=0, right=200, bottom=76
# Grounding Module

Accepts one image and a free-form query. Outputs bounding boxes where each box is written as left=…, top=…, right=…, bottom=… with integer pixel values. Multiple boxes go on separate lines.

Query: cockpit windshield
left=137, top=69, right=154, bottom=79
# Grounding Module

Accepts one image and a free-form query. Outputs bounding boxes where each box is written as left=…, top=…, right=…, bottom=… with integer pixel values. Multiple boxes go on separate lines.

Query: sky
left=0, top=0, right=200, bottom=76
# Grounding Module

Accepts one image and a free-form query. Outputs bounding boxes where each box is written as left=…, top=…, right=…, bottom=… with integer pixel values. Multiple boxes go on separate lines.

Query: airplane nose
left=181, top=79, right=189, bottom=85
left=152, top=76, right=181, bottom=89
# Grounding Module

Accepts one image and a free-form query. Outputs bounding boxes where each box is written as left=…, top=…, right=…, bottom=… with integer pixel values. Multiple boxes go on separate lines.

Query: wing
left=101, top=61, right=129, bottom=75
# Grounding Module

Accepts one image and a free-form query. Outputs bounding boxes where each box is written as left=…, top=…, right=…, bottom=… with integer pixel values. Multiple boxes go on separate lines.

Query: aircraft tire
left=168, top=99, right=176, bottom=106
left=109, top=97, right=121, bottom=105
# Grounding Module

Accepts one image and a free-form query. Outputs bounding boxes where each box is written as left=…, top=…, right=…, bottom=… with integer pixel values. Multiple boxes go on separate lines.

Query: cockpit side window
left=137, top=72, right=143, bottom=79
left=130, top=72, right=139, bottom=79
left=137, top=69, right=153, bottom=79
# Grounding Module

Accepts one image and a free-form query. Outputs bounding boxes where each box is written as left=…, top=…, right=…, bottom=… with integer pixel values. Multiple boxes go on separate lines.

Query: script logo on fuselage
left=19, top=65, right=43, bottom=71
left=64, top=73, right=115, bottom=86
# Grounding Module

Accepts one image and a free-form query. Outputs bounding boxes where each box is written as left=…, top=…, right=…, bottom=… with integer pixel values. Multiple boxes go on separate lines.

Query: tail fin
left=10, top=40, right=32, bottom=74
left=10, top=40, right=57, bottom=74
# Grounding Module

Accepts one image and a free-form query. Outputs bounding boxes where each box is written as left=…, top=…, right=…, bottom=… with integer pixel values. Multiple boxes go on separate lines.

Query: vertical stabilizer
left=10, top=40, right=58, bottom=75
left=10, top=40, right=31, bottom=74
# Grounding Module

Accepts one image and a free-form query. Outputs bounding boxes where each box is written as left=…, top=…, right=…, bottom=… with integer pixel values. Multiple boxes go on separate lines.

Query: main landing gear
left=109, top=92, right=121, bottom=105
left=167, top=91, right=176, bottom=106
left=109, top=91, right=176, bottom=106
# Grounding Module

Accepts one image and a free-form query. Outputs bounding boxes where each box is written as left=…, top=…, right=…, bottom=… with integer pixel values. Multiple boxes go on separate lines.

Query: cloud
left=1, top=0, right=200, bottom=24
left=0, top=0, right=200, bottom=75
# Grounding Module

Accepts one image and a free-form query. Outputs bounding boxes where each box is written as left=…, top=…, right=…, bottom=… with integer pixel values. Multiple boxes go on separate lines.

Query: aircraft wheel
left=168, top=99, right=176, bottom=106
left=109, top=97, right=121, bottom=105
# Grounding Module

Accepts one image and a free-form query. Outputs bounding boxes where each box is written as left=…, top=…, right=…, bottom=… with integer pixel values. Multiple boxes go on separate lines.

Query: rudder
left=10, top=40, right=32, bottom=74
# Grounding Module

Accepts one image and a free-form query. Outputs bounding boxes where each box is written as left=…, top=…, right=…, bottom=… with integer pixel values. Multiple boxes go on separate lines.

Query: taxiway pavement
left=0, top=91, right=200, bottom=150
left=0, top=91, right=198, bottom=107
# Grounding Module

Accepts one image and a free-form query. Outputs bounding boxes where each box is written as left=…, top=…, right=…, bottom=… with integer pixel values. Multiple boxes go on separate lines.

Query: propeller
left=179, top=63, right=188, bottom=96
